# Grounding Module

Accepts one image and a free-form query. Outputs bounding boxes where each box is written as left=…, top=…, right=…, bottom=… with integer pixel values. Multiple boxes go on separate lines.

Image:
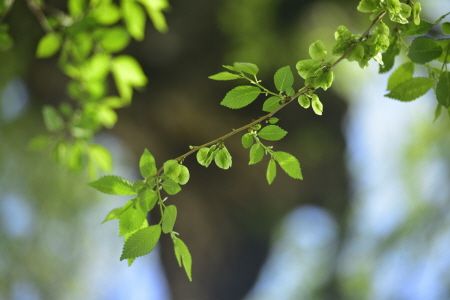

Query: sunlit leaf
left=88, top=175, right=135, bottom=195
left=120, top=225, right=161, bottom=260
left=162, top=205, right=177, bottom=233
left=173, top=237, right=193, bottom=281
left=36, top=32, right=61, bottom=58
left=258, top=125, right=287, bottom=141
left=119, top=199, right=148, bottom=236
left=274, top=66, right=294, bottom=92
left=266, top=159, right=276, bottom=185
left=220, top=86, right=261, bottom=109
left=140, top=149, right=157, bottom=178
left=385, top=77, right=434, bottom=102
left=102, top=207, right=123, bottom=224
left=273, top=151, right=302, bottom=179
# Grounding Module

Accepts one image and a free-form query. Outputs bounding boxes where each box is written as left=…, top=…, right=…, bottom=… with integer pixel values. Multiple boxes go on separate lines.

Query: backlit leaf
left=241, top=133, right=254, bottom=149
left=311, top=94, right=323, bottom=115
left=161, top=178, right=181, bottom=195
left=273, top=151, right=303, bottom=179
left=164, top=160, right=181, bottom=181
left=102, top=207, right=123, bottom=224
left=262, top=96, right=281, bottom=112
left=173, top=237, right=192, bottom=281
left=214, top=147, right=232, bottom=169
left=309, top=40, right=327, bottom=61
left=266, top=159, right=276, bottom=185
left=274, top=66, right=294, bottom=92
left=112, top=55, right=147, bottom=100
left=140, top=149, right=157, bottom=178
left=36, top=33, right=61, bottom=58
left=122, top=0, right=146, bottom=40
left=209, top=72, right=242, bottom=80
left=99, top=26, right=130, bottom=53
left=387, top=61, right=414, bottom=91
left=298, top=94, right=310, bottom=108
left=249, top=143, right=264, bottom=165
left=137, top=188, right=158, bottom=212
left=120, top=225, right=161, bottom=260
left=258, top=125, right=287, bottom=141
left=233, top=62, right=259, bottom=75
left=220, top=86, right=261, bottom=109
left=138, top=0, right=169, bottom=33
left=162, top=205, right=177, bottom=233
left=408, top=37, right=442, bottom=64
left=385, top=77, right=434, bottom=102
left=88, top=175, right=135, bottom=195
left=119, top=199, right=147, bottom=236
left=177, top=165, right=190, bottom=185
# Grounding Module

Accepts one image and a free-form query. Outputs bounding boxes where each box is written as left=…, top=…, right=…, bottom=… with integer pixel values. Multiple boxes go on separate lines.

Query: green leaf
left=385, top=77, right=434, bottom=102
left=88, top=175, right=136, bottom=195
left=138, top=0, right=169, bottom=33
left=296, top=59, right=321, bottom=79
left=91, top=2, right=121, bottom=25
left=196, top=147, right=209, bottom=167
left=140, top=149, right=157, bottom=178
left=286, top=87, right=295, bottom=96
left=242, top=133, right=254, bottom=149
left=162, top=205, right=177, bottom=233
left=413, top=2, right=421, bottom=25
left=262, top=96, right=282, bottom=112
left=357, top=0, right=380, bottom=13
left=102, top=207, right=123, bottom=224
left=249, top=143, right=264, bottom=165
left=214, top=147, right=232, bottom=169
left=435, top=39, right=450, bottom=63
left=311, top=94, right=323, bottom=115
left=173, top=237, right=193, bottom=281
left=273, top=151, right=302, bottom=180
left=399, top=19, right=433, bottom=36
left=379, top=38, right=400, bottom=73
left=111, top=55, right=147, bottom=100
left=443, top=22, right=450, bottom=35
left=99, top=26, right=130, bottom=53
left=36, top=33, right=61, bottom=58
left=209, top=72, right=242, bottom=80
left=387, top=62, right=414, bottom=91
left=436, top=71, right=450, bottom=108
left=220, top=86, right=261, bottom=109
left=274, top=66, right=294, bottom=92
left=88, top=144, right=113, bottom=173
left=258, top=125, right=287, bottom=141
left=309, top=69, right=334, bottom=91
left=177, top=165, right=190, bottom=185
left=298, top=94, right=310, bottom=108
left=42, top=105, right=64, bottom=132
left=309, top=40, right=327, bottom=61
left=269, top=117, right=279, bottom=124
left=120, top=225, right=161, bottom=260
left=161, top=178, right=181, bottom=195
left=137, top=188, right=158, bottom=212
left=68, top=0, right=86, bottom=17
left=164, top=160, right=181, bottom=181
left=122, top=0, right=146, bottom=40
left=119, top=199, right=147, bottom=236
left=233, top=62, right=259, bottom=75
left=266, top=159, right=276, bottom=185
left=408, top=37, right=442, bottom=64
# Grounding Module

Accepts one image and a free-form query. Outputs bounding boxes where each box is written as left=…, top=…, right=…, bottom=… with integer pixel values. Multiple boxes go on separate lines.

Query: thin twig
left=26, top=0, right=54, bottom=33
left=153, top=11, right=388, bottom=177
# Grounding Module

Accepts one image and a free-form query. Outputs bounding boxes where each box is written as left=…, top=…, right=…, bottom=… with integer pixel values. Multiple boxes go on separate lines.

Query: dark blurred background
left=1, top=0, right=450, bottom=299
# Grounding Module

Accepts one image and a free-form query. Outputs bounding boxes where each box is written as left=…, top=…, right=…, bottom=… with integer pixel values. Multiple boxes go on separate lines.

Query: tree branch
left=153, top=10, right=388, bottom=177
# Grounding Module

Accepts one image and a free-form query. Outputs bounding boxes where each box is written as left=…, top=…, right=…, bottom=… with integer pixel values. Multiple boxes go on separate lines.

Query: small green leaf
left=137, top=188, right=158, bottom=212
left=399, top=19, right=433, bottom=36
left=111, top=55, right=147, bottom=100
left=274, top=66, right=294, bottom=92
left=258, top=125, right=287, bottom=141
left=443, top=22, right=450, bottom=35
left=311, top=94, right=323, bottom=115
left=242, top=133, right=254, bottom=149
left=119, top=199, right=147, bottom=236
left=273, top=151, right=302, bottom=179
left=196, top=147, right=209, bottom=166
left=138, top=0, right=169, bottom=33
left=88, top=144, right=113, bottom=173
left=102, top=207, right=123, bottom=224
left=42, top=105, right=64, bottom=132
left=122, top=0, right=146, bottom=40
left=209, top=72, right=242, bottom=80
left=436, top=71, right=450, bottom=108
left=91, top=2, right=121, bottom=25
left=88, top=175, right=135, bottom=195
left=173, top=237, right=193, bottom=281
left=309, top=40, right=327, bottom=61
left=162, top=205, right=177, bottom=233
left=296, top=59, right=321, bottom=79
left=120, top=225, right=161, bottom=260
left=298, top=94, right=311, bottom=108
left=140, top=149, right=157, bottom=178
left=221, top=86, right=261, bottom=109
left=36, top=33, right=61, bottom=58
left=233, top=62, right=259, bottom=75
left=164, top=160, right=181, bottom=181
left=68, top=0, right=86, bottom=17
left=286, top=87, right=295, bottom=96
left=266, top=159, right=276, bottom=185
left=413, top=2, right=421, bottom=25
left=215, top=147, right=232, bottom=169
left=262, top=96, right=282, bottom=112
left=161, top=178, right=181, bottom=195
left=357, top=0, right=379, bottom=13
left=385, top=77, right=434, bottom=102
left=249, top=143, right=264, bottom=165
left=387, top=62, right=414, bottom=91
left=177, top=165, right=190, bottom=185
left=99, top=26, right=130, bottom=53
left=408, top=37, right=442, bottom=64
left=269, top=117, right=279, bottom=124
left=435, top=39, right=450, bottom=63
